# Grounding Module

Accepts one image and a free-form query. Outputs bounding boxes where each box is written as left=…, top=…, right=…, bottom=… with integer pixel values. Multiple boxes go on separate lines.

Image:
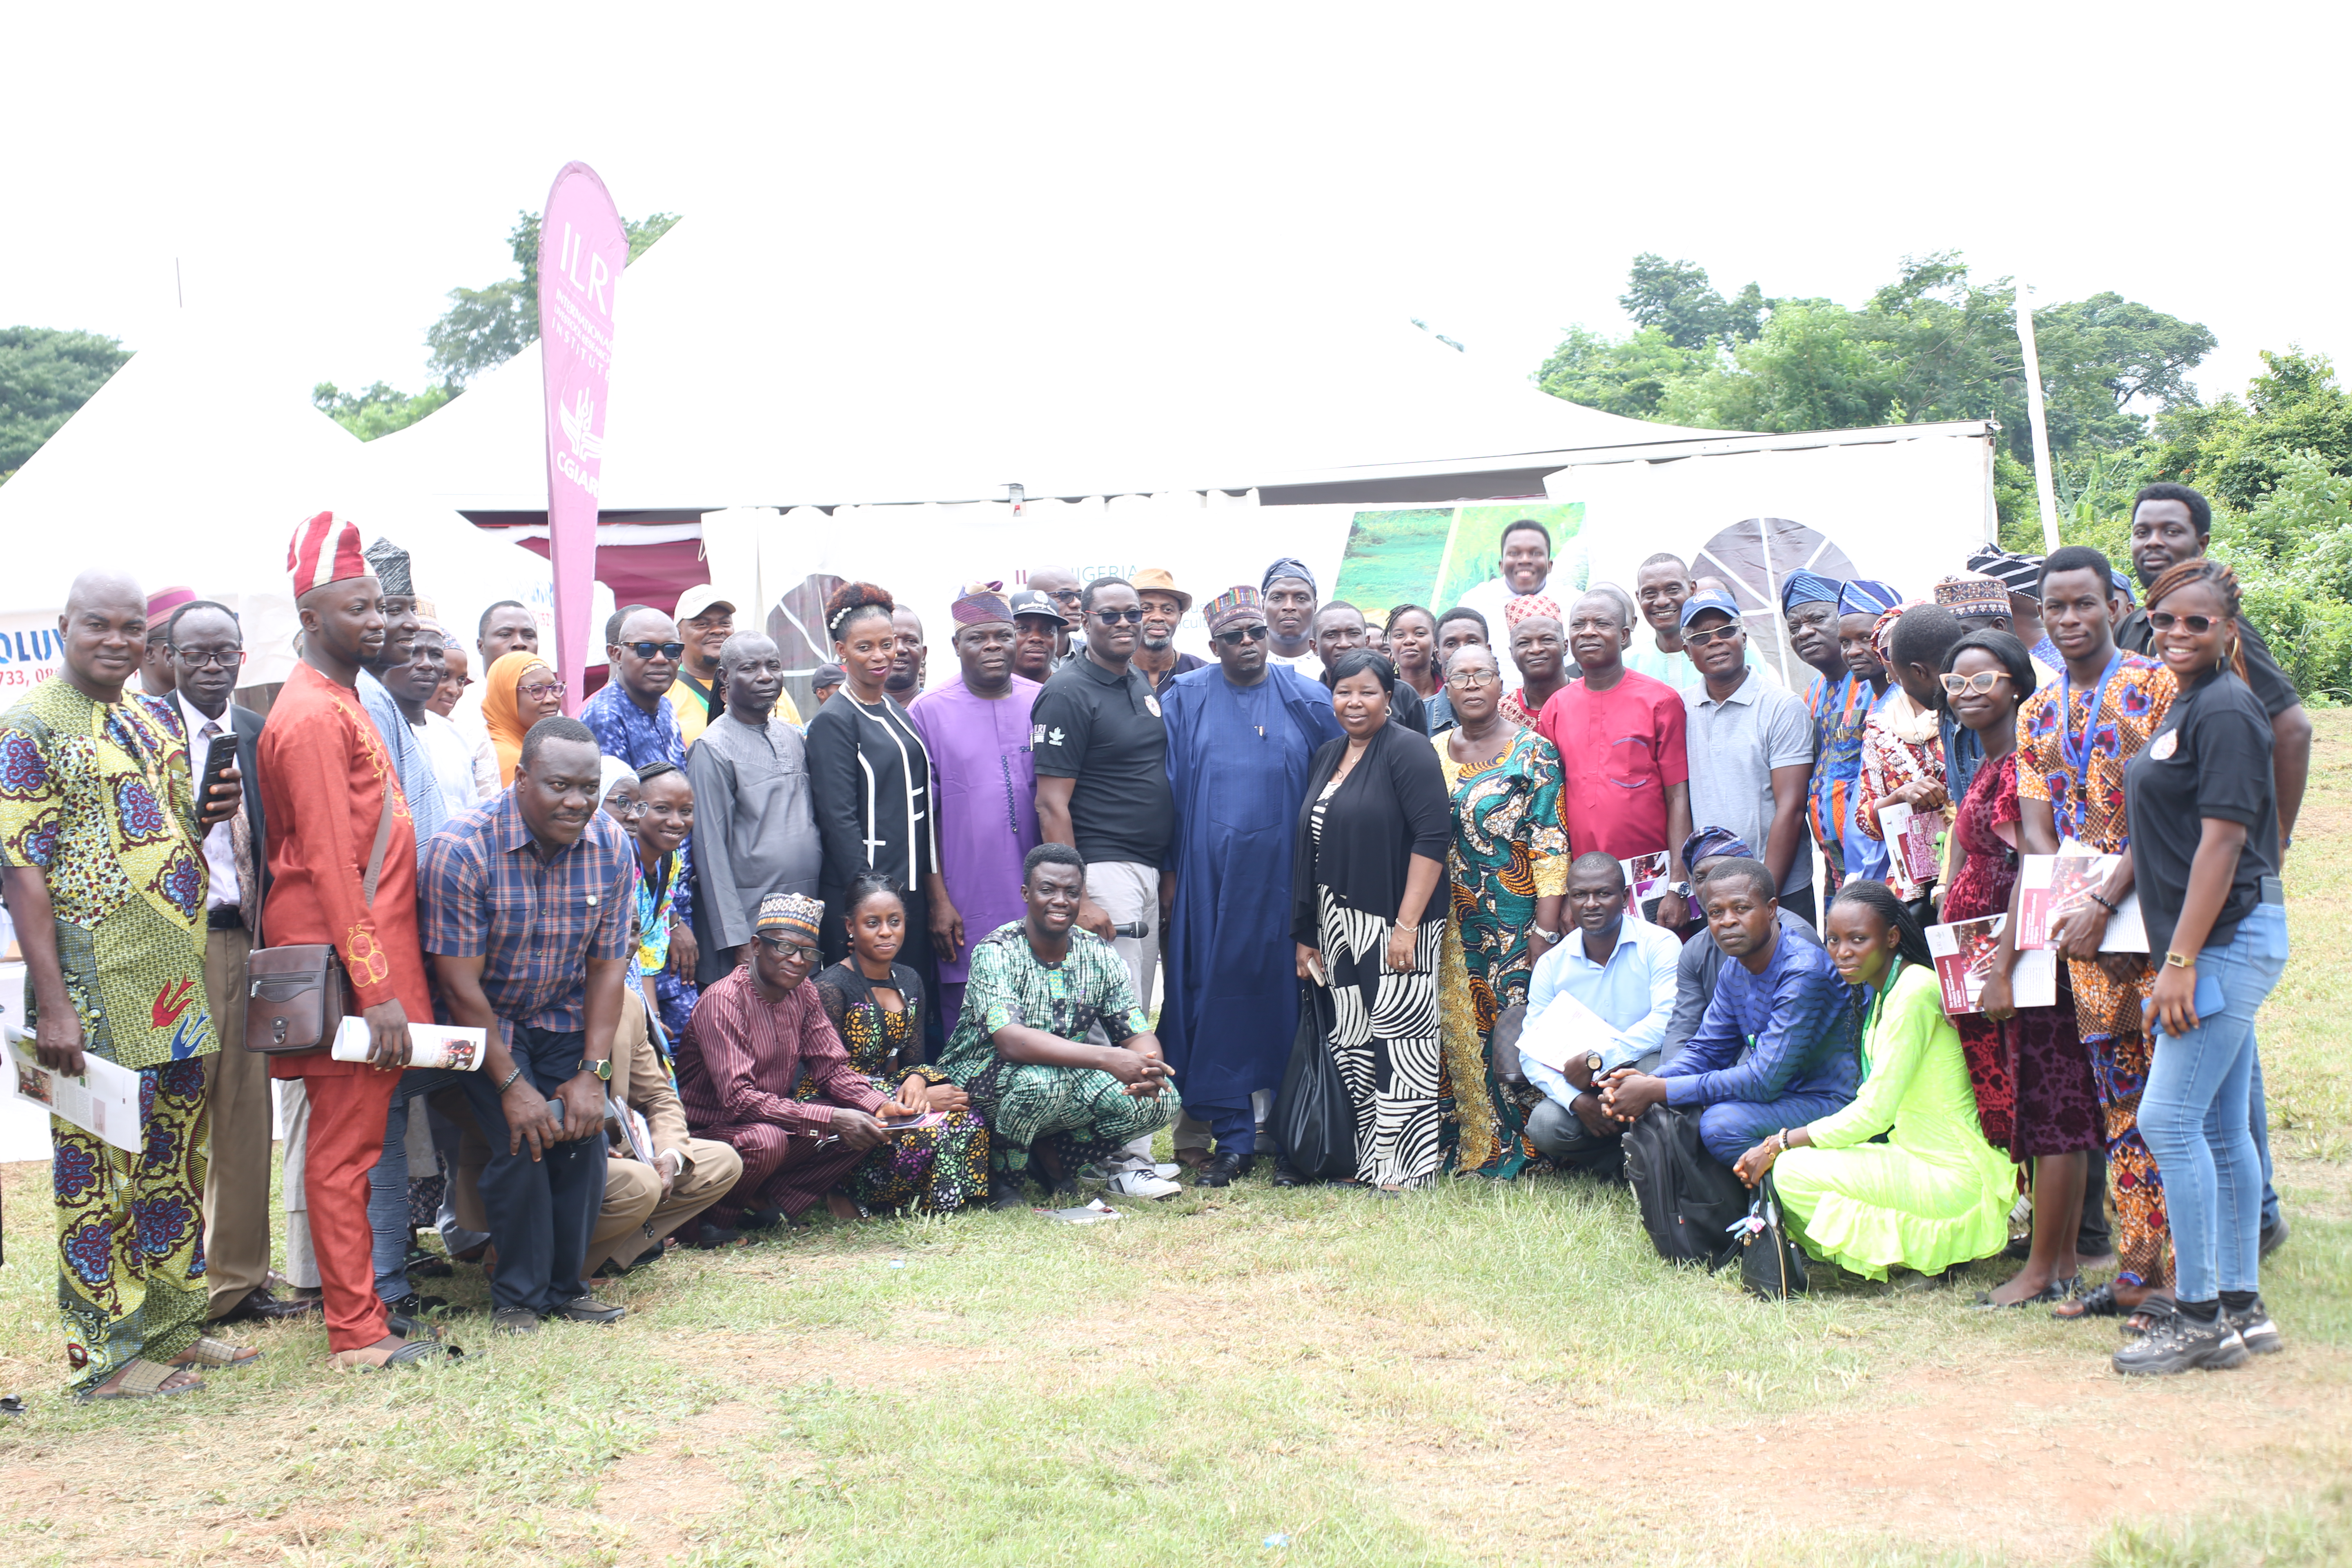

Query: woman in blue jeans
left=2114, top=559, right=2290, bottom=1376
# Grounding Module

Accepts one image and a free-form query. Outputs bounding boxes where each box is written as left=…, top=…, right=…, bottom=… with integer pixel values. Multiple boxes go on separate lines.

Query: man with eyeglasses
left=677, top=893, right=893, bottom=1229
left=423, top=714, right=635, bottom=1334
left=1676, top=591, right=1817, bottom=926
left=1158, top=586, right=1342, bottom=1183
left=1423, top=607, right=1490, bottom=733
left=1031, top=576, right=1180, bottom=1197
left=1026, top=567, right=1085, bottom=666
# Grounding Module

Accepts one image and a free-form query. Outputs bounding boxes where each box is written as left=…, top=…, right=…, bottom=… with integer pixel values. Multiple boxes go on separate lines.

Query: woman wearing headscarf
left=1292, top=650, right=1454, bottom=1193
left=473, top=650, right=565, bottom=793
left=1427, top=640, right=1567, bottom=1178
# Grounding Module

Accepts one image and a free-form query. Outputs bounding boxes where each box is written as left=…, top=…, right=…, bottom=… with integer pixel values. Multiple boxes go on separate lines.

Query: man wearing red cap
left=256, top=512, right=439, bottom=1370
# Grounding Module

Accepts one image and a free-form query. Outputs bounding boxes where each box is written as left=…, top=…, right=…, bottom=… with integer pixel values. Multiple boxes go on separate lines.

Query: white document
left=1514, top=989, right=1620, bottom=1074
left=5, top=1030, right=143, bottom=1153
left=330, top=1018, right=489, bottom=1070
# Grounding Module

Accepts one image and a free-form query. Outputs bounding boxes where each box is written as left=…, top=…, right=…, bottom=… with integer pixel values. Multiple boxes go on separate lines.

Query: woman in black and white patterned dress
left=1291, top=650, right=1454, bottom=1192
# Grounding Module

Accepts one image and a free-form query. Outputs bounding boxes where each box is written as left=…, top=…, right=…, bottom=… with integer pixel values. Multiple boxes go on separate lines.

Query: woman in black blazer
left=1291, top=650, right=1453, bottom=1192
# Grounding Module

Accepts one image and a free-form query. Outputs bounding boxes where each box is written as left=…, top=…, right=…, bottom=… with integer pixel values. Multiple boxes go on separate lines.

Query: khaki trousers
left=199, top=926, right=274, bottom=1316
left=1085, top=861, right=1162, bottom=1168
left=584, top=1138, right=745, bottom=1275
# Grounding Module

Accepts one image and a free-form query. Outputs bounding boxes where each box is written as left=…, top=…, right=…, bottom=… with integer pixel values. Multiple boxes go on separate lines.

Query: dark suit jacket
left=219, top=699, right=269, bottom=938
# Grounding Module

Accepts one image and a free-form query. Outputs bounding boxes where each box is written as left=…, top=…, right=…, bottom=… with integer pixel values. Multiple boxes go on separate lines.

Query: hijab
left=482, top=651, right=552, bottom=786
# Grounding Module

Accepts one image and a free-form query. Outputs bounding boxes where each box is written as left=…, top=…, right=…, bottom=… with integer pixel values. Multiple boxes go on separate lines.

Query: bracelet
left=2088, top=892, right=2119, bottom=913
left=497, top=1064, right=525, bottom=1094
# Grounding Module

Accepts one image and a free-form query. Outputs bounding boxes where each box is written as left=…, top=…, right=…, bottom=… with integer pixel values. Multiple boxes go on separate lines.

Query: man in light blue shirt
left=1519, top=852, right=1680, bottom=1167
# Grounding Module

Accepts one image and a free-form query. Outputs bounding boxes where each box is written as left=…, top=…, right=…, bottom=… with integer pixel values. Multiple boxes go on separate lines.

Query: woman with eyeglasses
left=805, top=583, right=940, bottom=1039
left=474, top=652, right=566, bottom=792
left=1939, top=630, right=2106, bottom=1309
left=1291, top=649, right=1453, bottom=1193
left=2105, top=561, right=2286, bottom=1374
left=1421, top=641, right=1566, bottom=1177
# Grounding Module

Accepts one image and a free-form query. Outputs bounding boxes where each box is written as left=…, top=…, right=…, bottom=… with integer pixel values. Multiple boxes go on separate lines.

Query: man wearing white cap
left=669, top=585, right=799, bottom=747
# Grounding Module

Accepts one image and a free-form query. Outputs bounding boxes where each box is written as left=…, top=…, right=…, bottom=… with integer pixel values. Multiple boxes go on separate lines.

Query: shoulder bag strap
left=359, top=777, right=395, bottom=910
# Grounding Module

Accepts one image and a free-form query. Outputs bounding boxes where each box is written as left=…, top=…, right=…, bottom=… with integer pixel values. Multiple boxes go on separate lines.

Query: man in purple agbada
left=908, top=583, right=1043, bottom=1029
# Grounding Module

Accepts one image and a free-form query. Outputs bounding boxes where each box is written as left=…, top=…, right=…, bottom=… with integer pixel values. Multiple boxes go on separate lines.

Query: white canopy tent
left=0, top=312, right=584, bottom=690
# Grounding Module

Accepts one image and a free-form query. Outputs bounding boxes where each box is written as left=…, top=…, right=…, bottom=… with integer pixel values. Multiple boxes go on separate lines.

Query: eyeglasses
left=621, top=641, right=686, bottom=660
left=1681, top=624, right=1742, bottom=648
left=518, top=680, right=568, bottom=702
left=755, top=934, right=820, bottom=961
left=1092, top=608, right=1147, bottom=625
left=170, top=648, right=246, bottom=669
left=1213, top=624, right=1270, bottom=645
left=604, top=795, right=646, bottom=820
left=1939, top=670, right=2011, bottom=696
left=2146, top=610, right=2220, bottom=635
left=1448, top=668, right=1501, bottom=688
left=1048, top=588, right=1083, bottom=603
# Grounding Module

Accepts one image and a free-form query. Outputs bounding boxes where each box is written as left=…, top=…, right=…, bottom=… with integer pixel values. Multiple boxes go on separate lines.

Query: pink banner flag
left=537, top=161, right=627, bottom=715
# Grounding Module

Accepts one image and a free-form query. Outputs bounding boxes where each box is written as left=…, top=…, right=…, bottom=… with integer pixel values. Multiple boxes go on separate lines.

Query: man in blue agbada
left=1157, top=586, right=1341, bottom=1186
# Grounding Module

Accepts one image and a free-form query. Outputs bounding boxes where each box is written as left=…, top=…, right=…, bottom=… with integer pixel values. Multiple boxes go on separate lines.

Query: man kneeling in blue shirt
left=1599, top=857, right=1857, bottom=1166
left=1517, top=853, right=1682, bottom=1167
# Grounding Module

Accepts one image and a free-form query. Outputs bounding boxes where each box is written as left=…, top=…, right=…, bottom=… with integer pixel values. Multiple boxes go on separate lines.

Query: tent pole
left=2015, top=285, right=2062, bottom=553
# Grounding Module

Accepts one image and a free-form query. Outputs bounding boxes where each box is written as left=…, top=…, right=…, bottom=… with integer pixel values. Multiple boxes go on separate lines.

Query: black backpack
left=1273, top=983, right=1356, bottom=1181
left=1621, top=1104, right=1751, bottom=1267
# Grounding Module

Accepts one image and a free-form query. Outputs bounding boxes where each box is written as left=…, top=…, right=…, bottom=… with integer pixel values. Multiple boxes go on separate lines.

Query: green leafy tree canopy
left=425, top=210, right=681, bottom=387
left=0, top=326, right=133, bottom=482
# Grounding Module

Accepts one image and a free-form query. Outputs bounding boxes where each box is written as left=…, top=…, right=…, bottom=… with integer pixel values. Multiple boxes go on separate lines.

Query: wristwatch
left=2163, top=951, right=2195, bottom=969
left=576, top=1057, right=613, bottom=1081
left=1664, top=881, right=1694, bottom=900
left=1584, top=1051, right=1605, bottom=1078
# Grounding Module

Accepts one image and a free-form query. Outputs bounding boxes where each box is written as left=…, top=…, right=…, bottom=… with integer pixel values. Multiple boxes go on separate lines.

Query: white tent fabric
left=360, top=211, right=1728, bottom=513
left=0, top=312, right=573, bottom=686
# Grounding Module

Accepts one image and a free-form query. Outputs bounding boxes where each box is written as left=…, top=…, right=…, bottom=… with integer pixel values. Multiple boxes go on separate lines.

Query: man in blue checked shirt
left=1517, top=853, right=1681, bottom=1170
left=423, top=716, right=637, bottom=1335
left=1601, top=856, right=1858, bottom=1167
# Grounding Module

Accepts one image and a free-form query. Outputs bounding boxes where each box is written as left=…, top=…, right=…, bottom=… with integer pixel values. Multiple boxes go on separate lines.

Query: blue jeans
left=2250, top=1046, right=2281, bottom=1233
left=451, top=1026, right=607, bottom=1314
left=2138, top=901, right=2289, bottom=1303
left=365, top=1069, right=464, bottom=1303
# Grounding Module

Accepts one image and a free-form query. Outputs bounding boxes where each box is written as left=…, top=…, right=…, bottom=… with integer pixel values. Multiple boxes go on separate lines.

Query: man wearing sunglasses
left=582, top=606, right=689, bottom=780
left=1675, top=592, right=1817, bottom=927
left=1158, top=586, right=1343, bottom=1184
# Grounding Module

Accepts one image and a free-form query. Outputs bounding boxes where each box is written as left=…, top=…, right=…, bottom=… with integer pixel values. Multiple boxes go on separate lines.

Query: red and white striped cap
left=286, top=510, right=369, bottom=598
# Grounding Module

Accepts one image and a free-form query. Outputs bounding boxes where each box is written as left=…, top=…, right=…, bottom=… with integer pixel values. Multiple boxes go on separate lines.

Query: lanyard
left=2056, top=651, right=2122, bottom=779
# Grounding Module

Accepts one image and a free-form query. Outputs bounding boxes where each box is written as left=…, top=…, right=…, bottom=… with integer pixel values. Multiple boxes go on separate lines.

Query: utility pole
left=2015, top=283, right=2062, bottom=552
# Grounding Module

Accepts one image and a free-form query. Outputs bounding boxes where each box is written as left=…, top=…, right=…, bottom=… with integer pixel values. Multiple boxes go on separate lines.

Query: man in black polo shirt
left=2116, top=481, right=2306, bottom=1258
left=1032, top=576, right=1180, bottom=1195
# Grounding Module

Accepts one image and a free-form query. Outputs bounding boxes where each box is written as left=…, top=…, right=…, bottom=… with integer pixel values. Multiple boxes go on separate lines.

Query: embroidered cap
left=1500, top=593, right=1562, bottom=629
left=755, top=892, right=825, bottom=943
left=1203, top=585, right=1267, bottom=635
left=1933, top=573, right=2011, bottom=616
left=287, top=511, right=370, bottom=598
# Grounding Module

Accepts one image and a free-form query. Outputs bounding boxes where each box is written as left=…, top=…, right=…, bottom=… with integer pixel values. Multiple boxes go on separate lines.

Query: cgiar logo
left=558, top=388, right=604, bottom=462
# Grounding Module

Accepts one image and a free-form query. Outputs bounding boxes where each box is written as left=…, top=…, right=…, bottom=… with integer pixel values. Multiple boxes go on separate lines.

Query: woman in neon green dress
left=1735, top=880, right=2013, bottom=1280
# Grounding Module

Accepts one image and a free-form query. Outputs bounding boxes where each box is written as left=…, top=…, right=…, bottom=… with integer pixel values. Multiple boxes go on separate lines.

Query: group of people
left=0, top=483, right=2300, bottom=1401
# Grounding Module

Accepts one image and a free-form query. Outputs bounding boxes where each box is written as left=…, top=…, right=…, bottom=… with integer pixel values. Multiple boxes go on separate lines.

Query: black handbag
left=1738, top=1170, right=1810, bottom=1299
left=1272, top=982, right=1356, bottom=1181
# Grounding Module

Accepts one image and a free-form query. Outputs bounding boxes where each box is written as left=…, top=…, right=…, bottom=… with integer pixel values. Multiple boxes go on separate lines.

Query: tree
left=425, top=209, right=682, bottom=386
left=312, top=381, right=455, bottom=441
left=0, top=326, right=132, bottom=482
left=1619, top=254, right=1763, bottom=352
left=2152, top=349, right=2352, bottom=510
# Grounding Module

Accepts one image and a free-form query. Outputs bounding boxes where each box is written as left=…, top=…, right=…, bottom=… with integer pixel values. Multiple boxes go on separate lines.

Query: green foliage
left=1618, top=253, right=1763, bottom=351
left=2212, top=448, right=2352, bottom=700
left=425, top=209, right=682, bottom=386
left=2152, top=348, right=2352, bottom=509
left=0, top=325, right=132, bottom=482
left=1533, top=324, right=1705, bottom=419
left=311, top=380, right=457, bottom=441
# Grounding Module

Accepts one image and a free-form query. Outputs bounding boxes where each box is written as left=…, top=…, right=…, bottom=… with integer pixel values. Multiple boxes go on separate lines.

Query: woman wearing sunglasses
left=2107, top=561, right=2287, bottom=1375
left=1940, top=630, right=2107, bottom=1310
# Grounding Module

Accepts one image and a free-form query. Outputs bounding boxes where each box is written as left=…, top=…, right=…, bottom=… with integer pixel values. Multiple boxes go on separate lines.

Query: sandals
left=344, top=1339, right=457, bottom=1371
left=1974, top=1275, right=2079, bottom=1310
left=177, top=1336, right=263, bottom=1370
left=74, top=1358, right=203, bottom=1403
left=2051, top=1282, right=2172, bottom=1334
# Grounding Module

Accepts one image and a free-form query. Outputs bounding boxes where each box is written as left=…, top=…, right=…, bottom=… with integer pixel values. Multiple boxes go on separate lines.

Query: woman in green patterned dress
left=1428, top=644, right=1568, bottom=1177
left=810, top=875, right=990, bottom=1213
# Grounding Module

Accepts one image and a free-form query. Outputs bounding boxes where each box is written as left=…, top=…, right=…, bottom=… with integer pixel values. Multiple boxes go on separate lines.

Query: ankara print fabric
left=0, top=679, right=214, bottom=1068
left=54, top=1059, right=211, bottom=1394
left=937, top=924, right=1149, bottom=1085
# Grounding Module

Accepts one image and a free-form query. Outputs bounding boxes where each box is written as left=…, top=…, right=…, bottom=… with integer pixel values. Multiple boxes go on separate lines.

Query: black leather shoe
left=988, top=1177, right=1031, bottom=1211
left=1196, top=1151, right=1254, bottom=1187
left=687, top=1222, right=746, bottom=1250
left=383, top=1294, right=451, bottom=1337
left=212, top=1287, right=320, bottom=1326
left=1268, top=1160, right=1306, bottom=1189
left=491, top=1307, right=540, bottom=1336
left=546, top=1294, right=626, bottom=1326
left=738, top=1206, right=786, bottom=1232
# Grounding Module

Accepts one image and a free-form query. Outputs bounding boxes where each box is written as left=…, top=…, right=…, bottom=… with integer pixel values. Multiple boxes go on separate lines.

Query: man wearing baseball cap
left=1007, top=587, right=1064, bottom=686
left=669, top=585, right=800, bottom=747
left=1675, top=590, right=1817, bottom=926
left=1130, top=567, right=1205, bottom=697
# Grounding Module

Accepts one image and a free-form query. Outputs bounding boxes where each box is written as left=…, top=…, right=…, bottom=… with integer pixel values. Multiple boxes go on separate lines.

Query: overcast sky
left=9, top=3, right=2341, bottom=411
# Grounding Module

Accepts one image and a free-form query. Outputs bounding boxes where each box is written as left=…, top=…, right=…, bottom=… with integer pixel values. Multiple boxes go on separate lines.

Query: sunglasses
left=2146, top=610, right=2221, bottom=635
left=1938, top=670, right=2011, bottom=696
left=1092, top=608, right=1147, bottom=625
left=621, top=641, right=686, bottom=660
left=1682, top=624, right=1742, bottom=647
left=755, top=934, right=820, bottom=961
left=519, top=680, right=568, bottom=702
left=1213, top=624, right=1270, bottom=645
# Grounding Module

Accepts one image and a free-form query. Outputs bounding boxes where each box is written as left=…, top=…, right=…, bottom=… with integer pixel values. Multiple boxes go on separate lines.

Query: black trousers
left=453, top=1025, right=607, bottom=1314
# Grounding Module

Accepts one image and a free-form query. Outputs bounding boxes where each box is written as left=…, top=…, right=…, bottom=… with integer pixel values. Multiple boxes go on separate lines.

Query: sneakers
left=2225, top=1298, right=2283, bottom=1356
left=2112, top=1311, right=2249, bottom=1376
left=1102, top=1169, right=1183, bottom=1200
left=2258, top=1214, right=2290, bottom=1261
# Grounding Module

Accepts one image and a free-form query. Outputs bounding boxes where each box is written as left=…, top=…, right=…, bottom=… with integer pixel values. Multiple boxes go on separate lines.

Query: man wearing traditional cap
left=1964, top=545, right=2052, bottom=662
left=353, top=539, right=450, bottom=861
left=1159, top=586, right=1342, bottom=1183
left=909, top=584, right=1043, bottom=1027
left=1261, top=558, right=1323, bottom=680
left=0, top=570, right=251, bottom=1398
left=1130, top=567, right=1206, bottom=696
left=1818, top=578, right=1900, bottom=884
left=258, top=513, right=442, bottom=1369
left=677, top=893, right=893, bottom=1227
left=1500, top=593, right=1569, bottom=728
left=139, top=585, right=196, bottom=697
left=1780, top=568, right=1858, bottom=883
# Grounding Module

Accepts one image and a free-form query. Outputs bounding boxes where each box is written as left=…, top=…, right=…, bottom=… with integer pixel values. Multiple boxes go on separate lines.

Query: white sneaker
left=1153, top=1163, right=1181, bottom=1180
left=1104, top=1170, right=1183, bottom=1200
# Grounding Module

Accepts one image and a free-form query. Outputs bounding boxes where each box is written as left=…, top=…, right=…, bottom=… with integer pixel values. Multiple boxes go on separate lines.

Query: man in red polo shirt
left=1535, top=588, right=1693, bottom=908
